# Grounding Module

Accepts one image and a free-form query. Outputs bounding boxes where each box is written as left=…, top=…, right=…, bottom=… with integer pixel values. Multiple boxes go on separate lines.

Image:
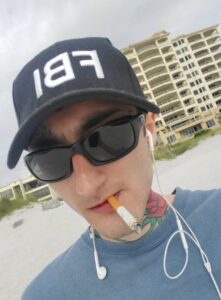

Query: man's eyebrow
left=28, top=126, right=64, bottom=150
left=79, top=109, right=129, bottom=136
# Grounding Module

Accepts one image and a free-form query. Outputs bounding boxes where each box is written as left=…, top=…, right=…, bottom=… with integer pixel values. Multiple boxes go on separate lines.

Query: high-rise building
left=121, top=25, right=221, bottom=145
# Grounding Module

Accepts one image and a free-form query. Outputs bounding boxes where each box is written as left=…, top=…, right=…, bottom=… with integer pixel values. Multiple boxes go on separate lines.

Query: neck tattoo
left=94, top=191, right=169, bottom=242
left=141, top=190, right=168, bottom=237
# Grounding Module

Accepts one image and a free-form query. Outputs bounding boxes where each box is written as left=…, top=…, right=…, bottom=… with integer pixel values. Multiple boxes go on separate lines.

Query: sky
left=0, top=0, right=221, bottom=187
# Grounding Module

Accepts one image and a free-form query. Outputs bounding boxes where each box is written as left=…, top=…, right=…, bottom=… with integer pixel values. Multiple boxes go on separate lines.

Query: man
left=8, top=38, right=221, bottom=299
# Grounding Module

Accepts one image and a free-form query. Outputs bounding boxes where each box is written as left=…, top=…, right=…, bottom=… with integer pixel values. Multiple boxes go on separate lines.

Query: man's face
left=43, top=100, right=155, bottom=241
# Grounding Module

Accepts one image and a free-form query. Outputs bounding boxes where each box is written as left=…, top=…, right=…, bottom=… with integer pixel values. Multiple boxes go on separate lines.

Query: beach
left=0, top=134, right=220, bottom=300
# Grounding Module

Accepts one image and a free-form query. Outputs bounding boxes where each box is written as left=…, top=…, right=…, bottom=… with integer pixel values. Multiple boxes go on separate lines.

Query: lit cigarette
left=108, top=196, right=142, bottom=234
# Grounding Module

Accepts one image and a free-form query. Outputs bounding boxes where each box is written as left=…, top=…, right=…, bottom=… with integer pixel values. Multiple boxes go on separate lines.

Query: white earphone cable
left=150, top=145, right=221, bottom=299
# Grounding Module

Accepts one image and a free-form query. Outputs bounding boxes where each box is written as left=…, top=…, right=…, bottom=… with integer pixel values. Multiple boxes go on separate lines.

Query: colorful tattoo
left=142, top=190, right=168, bottom=236
left=94, top=191, right=169, bottom=243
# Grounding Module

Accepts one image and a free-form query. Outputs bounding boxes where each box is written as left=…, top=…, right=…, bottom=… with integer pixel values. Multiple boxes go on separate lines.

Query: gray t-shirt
left=22, top=188, right=221, bottom=299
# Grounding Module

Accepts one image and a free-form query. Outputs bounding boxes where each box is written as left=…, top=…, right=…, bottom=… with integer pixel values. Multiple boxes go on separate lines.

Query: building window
left=193, top=90, right=199, bottom=95
left=206, top=119, right=215, bottom=128
left=180, top=127, right=195, bottom=137
left=178, top=39, right=184, bottom=45
left=167, top=135, right=176, bottom=144
left=203, top=95, right=209, bottom=101
left=176, top=50, right=181, bottom=55
left=31, top=187, right=51, bottom=199
left=201, top=106, right=206, bottom=112
left=186, top=73, right=191, bottom=78
left=179, top=58, right=184, bottom=63
left=23, top=180, right=45, bottom=192
left=192, top=71, right=199, bottom=76
left=199, top=87, right=206, bottom=93
left=0, top=189, right=14, bottom=200
left=173, top=42, right=178, bottom=47
left=197, top=98, right=202, bottom=103
left=185, top=55, right=191, bottom=61
left=206, top=104, right=213, bottom=109
left=188, top=63, right=195, bottom=69
left=190, top=82, right=195, bottom=87
left=195, top=79, right=202, bottom=85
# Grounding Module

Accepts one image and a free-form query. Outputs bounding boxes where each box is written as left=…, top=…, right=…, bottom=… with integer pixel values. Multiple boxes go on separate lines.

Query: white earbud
left=145, top=129, right=154, bottom=152
left=90, top=228, right=107, bottom=280
left=94, top=250, right=107, bottom=280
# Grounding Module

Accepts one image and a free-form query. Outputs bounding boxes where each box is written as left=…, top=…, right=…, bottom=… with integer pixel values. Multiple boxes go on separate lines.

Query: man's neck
left=96, top=191, right=175, bottom=243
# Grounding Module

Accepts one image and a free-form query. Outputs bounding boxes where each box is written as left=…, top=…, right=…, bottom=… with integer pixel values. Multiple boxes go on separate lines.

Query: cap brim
left=7, top=88, right=160, bottom=169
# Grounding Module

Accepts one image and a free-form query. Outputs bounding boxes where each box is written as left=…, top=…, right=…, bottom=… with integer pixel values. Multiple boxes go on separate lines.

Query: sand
left=0, top=134, right=220, bottom=300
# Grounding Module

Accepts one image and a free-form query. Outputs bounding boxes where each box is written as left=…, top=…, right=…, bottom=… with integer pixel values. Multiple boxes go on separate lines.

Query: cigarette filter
left=108, top=196, right=141, bottom=234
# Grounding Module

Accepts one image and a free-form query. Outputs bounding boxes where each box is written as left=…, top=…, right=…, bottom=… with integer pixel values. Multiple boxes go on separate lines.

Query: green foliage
left=170, top=139, right=199, bottom=156
left=154, top=145, right=176, bottom=160
left=155, top=127, right=221, bottom=160
left=194, top=129, right=210, bottom=138
left=0, top=195, right=38, bottom=220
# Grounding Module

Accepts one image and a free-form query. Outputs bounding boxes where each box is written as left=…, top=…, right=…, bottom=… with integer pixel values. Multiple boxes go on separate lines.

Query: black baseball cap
left=7, top=37, right=160, bottom=169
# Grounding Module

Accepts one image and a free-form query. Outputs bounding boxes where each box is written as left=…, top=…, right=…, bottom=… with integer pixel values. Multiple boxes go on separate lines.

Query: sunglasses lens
left=83, top=120, right=135, bottom=162
left=25, top=115, right=143, bottom=182
left=26, top=148, right=71, bottom=182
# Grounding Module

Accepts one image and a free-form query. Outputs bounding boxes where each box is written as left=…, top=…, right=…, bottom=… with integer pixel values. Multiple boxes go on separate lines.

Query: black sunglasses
left=24, top=114, right=145, bottom=182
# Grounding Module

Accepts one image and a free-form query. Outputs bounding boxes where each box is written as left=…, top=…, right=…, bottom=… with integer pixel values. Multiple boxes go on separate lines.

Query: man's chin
left=96, top=225, right=139, bottom=242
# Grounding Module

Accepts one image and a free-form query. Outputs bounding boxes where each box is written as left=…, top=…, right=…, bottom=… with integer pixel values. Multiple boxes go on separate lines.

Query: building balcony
left=145, top=67, right=168, bottom=80
left=187, top=108, right=200, bottom=115
left=143, top=59, right=164, bottom=71
left=198, top=58, right=213, bottom=66
left=136, top=74, right=145, bottom=83
left=161, top=105, right=184, bottom=117
left=161, top=46, right=173, bottom=55
left=180, top=89, right=191, bottom=98
left=207, top=37, right=221, bottom=46
left=128, top=58, right=139, bottom=66
left=156, top=88, right=177, bottom=99
left=214, top=52, right=221, bottom=61
left=176, top=81, right=188, bottom=89
left=165, top=114, right=188, bottom=125
left=216, top=99, right=221, bottom=106
left=157, top=37, right=169, bottom=46
left=205, top=73, right=220, bottom=82
left=136, top=44, right=157, bottom=56
left=157, top=96, right=177, bottom=106
left=169, top=64, right=181, bottom=73
left=203, top=29, right=218, bottom=38
left=133, top=66, right=142, bottom=75
left=140, top=52, right=162, bottom=64
left=210, top=44, right=221, bottom=53
left=195, top=49, right=209, bottom=58
left=183, top=99, right=196, bottom=107
left=151, top=78, right=172, bottom=89
left=122, top=50, right=135, bottom=58
left=163, top=49, right=174, bottom=57
left=172, top=72, right=184, bottom=80
left=191, top=42, right=206, bottom=51
left=201, top=66, right=217, bottom=74
left=209, top=83, right=221, bottom=91
left=187, top=35, right=202, bottom=44
left=212, top=91, right=221, bottom=99
left=154, top=87, right=175, bottom=98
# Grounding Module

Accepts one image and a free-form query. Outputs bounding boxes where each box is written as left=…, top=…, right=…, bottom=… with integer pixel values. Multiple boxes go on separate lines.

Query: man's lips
left=90, top=192, right=120, bottom=214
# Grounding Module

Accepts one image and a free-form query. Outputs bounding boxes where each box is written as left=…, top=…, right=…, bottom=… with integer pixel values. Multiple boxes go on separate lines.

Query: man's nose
left=72, top=154, right=107, bottom=198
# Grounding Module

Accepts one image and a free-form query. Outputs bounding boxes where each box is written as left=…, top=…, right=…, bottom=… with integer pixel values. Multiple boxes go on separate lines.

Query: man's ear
left=145, top=113, right=157, bottom=146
